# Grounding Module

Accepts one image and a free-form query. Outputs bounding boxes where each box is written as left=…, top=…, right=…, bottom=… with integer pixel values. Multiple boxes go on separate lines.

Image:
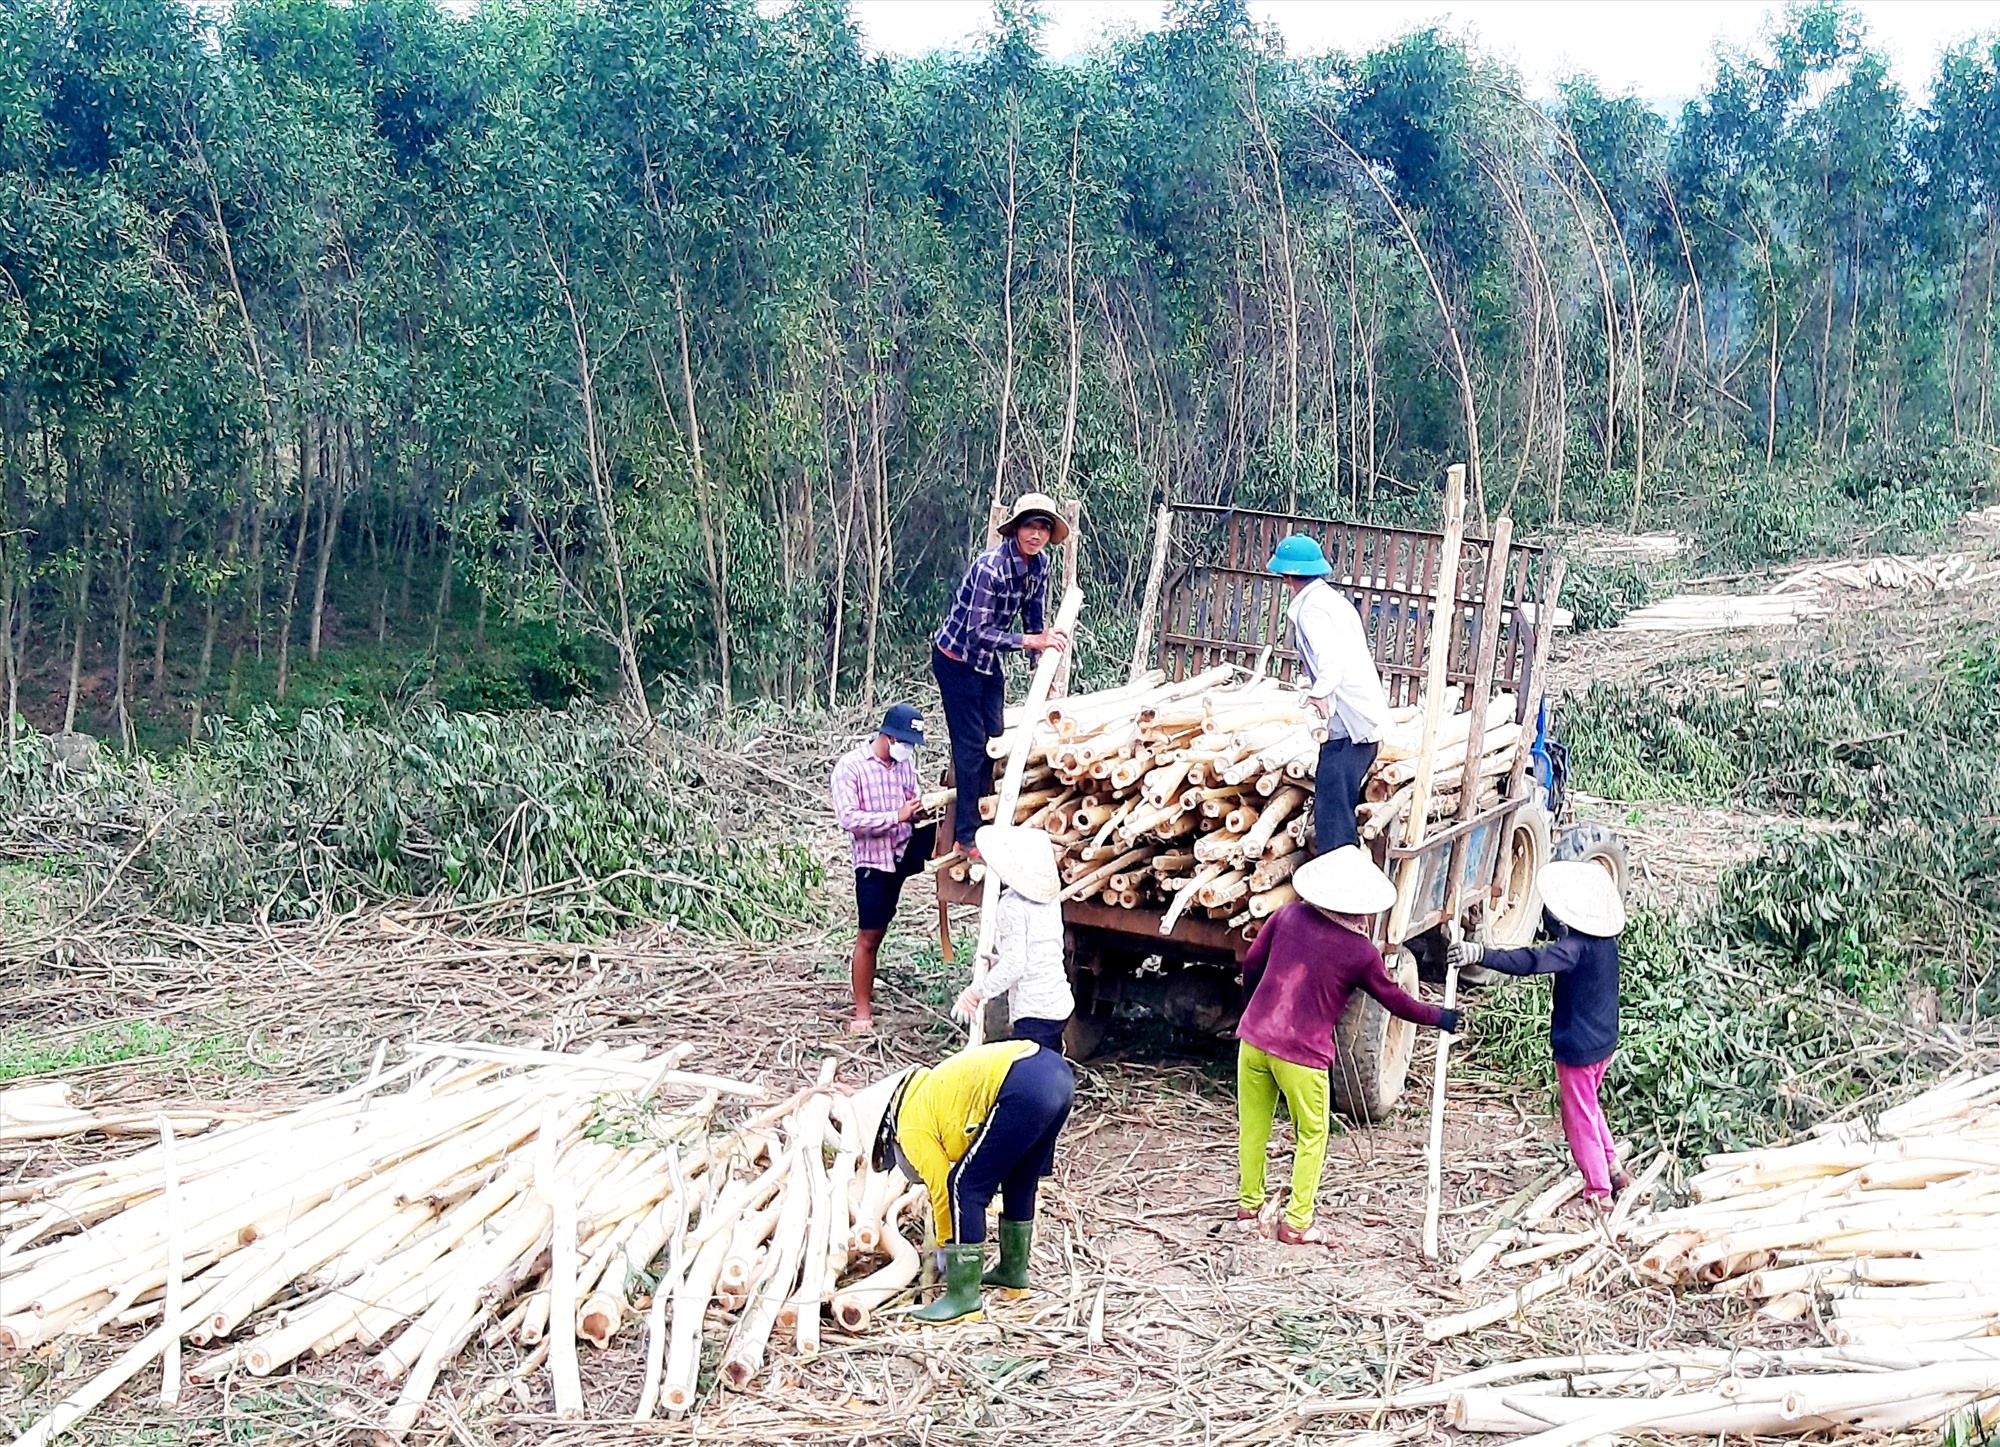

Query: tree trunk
left=113, top=528, right=135, bottom=752
left=307, top=420, right=347, bottom=662
left=151, top=513, right=183, bottom=694
left=189, top=503, right=243, bottom=745
left=1315, top=116, right=1485, bottom=521
left=990, top=124, right=1019, bottom=514
left=1246, top=67, right=1301, bottom=511
left=1761, top=228, right=1781, bottom=467
left=63, top=528, right=91, bottom=734
left=1055, top=120, right=1083, bottom=498
left=666, top=276, right=727, bottom=715
left=0, top=556, right=14, bottom=750
left=274, top=415, right=316, bottom=703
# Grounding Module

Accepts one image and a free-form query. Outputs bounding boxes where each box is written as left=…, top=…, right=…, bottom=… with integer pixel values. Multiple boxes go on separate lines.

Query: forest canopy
left=1, top=0, right=1997, bottom=742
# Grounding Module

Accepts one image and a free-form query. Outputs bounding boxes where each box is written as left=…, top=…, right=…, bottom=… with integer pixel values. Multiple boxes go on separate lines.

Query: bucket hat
left=1267, top=535, right=1332, bottom=577
left=998, top=492, right=1072, bottom=545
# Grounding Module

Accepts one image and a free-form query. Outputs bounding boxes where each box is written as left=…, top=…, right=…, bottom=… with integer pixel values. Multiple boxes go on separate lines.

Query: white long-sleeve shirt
left=975, top=888, right=1075, bottom=1023
left=1288, top=578, right=1393, bottom=745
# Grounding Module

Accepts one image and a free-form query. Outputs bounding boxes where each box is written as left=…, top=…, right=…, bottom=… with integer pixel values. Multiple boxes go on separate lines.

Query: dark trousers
left=945, top=1046, right=1074, bottom=1240
left=1010, top=1015, right=1069, bottom=1054
left=1313, top=737, right=1379, bottom=854
left=932, top=646, right=1004, bottom=851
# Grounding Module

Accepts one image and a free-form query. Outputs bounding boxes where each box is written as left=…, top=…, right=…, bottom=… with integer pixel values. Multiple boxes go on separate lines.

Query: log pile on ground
left=949, top=668, right=1519, bottom=937
left=0, top=1042, right=926, bottom=1443
left=1411, top=1070, right=2000, bottom=1440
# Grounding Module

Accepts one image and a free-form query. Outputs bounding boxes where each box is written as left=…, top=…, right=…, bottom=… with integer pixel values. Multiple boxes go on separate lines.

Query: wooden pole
left=1129, top=505, right=1174, bottom=683
left=969, top=585, right=1084, bottom=1044
left=157, top=1114, right=183, bottom=1408
left=1385, top=464, right=1467, bottom=945
left=1506, top=556, right=1568, bottom=802
left=1390, top=463, right=1467, bottom=1260
left=1422, top=940, right=1461, bottom=1261
left=1051, top=500, right=1082, bottom=700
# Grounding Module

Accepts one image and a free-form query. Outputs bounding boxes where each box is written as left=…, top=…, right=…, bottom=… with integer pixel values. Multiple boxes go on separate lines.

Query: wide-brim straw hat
left=975, top=825, right=1062, bottom=903
left=1293, top=845, right=1397, bottom=916
left=1538, top=860, right=1627, bottom=937
left=998, top=492, right=1071, bottom=544
left=848, top=1067, right=918, bottom=1173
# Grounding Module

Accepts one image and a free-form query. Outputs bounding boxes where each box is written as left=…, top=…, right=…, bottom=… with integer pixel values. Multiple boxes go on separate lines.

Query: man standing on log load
left=932, top=493, right=1071, bottom=860
left=831, top=703, right=936, bottom=1034
left=1267, top=535, right=1392, bottom=854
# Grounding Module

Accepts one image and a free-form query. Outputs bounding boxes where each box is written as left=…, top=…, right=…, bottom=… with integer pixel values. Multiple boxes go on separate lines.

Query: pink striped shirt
left=831, top=743, right=920, bottom=872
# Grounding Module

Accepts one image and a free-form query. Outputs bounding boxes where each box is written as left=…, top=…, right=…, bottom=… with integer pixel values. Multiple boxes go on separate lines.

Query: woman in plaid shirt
left=932, top=493, right=1071, bottom=858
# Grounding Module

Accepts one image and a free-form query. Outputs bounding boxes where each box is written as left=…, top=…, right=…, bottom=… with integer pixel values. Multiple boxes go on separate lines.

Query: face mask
left=889, top=741, right=914, bottom=764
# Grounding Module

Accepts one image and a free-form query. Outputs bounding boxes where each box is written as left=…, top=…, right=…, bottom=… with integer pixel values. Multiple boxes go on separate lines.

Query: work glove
left=1445, top=939, right=1485, bottom=970
left=1438, top=1007, right=1462, bottom=1035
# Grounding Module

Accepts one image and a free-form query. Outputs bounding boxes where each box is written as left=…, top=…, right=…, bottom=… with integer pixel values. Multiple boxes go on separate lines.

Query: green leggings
left=1237, top=1042, right=1331, bottom=1232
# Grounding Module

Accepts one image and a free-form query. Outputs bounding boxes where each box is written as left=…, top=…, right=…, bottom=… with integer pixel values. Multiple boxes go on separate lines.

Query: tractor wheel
left=1331, top=947, right=1421, bottom=1123
left=1488, top=801, right=1552, bottom=949
left=1554, top=822, right=1630, bottom=901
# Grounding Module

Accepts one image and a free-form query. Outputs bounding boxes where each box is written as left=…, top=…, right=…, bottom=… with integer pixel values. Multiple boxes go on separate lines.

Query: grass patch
left=0, top=1020, right=258, bottom=1083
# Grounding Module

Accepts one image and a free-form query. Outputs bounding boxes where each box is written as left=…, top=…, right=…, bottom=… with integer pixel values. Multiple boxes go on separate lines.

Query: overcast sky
left=845, top=1, right=1995, bottom=108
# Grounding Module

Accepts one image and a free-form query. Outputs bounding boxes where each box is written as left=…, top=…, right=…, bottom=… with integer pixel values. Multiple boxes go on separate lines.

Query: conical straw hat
left=1537, top=860, right=1627, bottom=937
left=975, top=825, right=1062, bottom=904
left=1292, top=845, right=1397, bottom=916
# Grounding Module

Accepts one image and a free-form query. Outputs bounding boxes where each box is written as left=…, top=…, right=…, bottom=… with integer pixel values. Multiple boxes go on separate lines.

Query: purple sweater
left=1238, top=902, right=1445, bottom=1071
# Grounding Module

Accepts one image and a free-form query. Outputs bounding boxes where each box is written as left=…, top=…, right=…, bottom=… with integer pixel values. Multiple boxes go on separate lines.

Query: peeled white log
left=157, top=1116, right=184, bottom=1408
left=790, top=1101, right=837, bottom=1357
left=545, top=1111, right=585, bottom=1420
left=832, top=1186, right=926, bottom=1332
left=1426, top=1247, right=1607, bottom=1341
left=656, top=1223, right=731, bottom=1419
left=722, top=1140, right=811, bottom=1390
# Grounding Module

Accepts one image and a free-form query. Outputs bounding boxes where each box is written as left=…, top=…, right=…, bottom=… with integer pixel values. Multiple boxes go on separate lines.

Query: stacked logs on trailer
left=946, top=667, right=1519, bottom=937
left=0, top=1043, right=926, bottom=1444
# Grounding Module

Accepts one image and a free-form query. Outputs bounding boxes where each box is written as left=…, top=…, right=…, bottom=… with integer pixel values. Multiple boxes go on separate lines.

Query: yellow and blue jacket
left=893, top=1039, right=1037, bottom=1240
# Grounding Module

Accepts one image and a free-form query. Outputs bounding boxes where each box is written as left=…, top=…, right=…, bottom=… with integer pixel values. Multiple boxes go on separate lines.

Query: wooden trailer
left=937, top=478, right=1574, bottom=1120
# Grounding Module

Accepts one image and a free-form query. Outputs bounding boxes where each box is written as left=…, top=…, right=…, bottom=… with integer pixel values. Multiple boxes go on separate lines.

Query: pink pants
left=1556, top=1058, right=1618, bottom=1197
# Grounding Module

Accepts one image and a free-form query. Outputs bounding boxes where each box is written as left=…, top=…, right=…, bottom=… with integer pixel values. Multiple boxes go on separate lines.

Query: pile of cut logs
left=1403, top=1069, right=2000, bottom=1441
left=0, top=1043, right=923, bottom=1444
left=955, top=667, right=1519, bottom=936
left=1643, top=1067, right=2000, bottom=1345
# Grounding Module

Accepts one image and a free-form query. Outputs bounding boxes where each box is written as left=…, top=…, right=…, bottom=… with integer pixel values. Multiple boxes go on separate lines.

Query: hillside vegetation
left=2, top=0, right=1998, bottom=740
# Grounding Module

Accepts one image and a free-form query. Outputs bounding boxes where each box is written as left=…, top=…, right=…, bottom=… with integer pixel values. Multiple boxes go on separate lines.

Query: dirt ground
left=26, top=526, right=2000, bottom=1442
left=3, top=866, right=1748, bottom=1446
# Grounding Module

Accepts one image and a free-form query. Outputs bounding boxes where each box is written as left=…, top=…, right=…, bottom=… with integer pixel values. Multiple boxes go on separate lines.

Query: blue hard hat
left=880, top=703, right=925, bottom=746
left=1267, top=535, right=1332, bottom=577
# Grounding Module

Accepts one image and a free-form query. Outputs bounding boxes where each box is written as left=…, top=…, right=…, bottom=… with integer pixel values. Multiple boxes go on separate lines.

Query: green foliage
left=1562, top=561, right=1654, bottom=632
left=3, top=0, right=2000, bottom=740
left=1534, top=629, right=2000, bottom=1150
left=0, top=706, right=822, bottom=940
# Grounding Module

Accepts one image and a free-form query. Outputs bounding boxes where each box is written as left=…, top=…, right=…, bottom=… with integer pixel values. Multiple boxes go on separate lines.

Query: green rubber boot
left=982, top=1218, right=1033, bottom=1295
left=911, top=1243, right=985, bottom=1325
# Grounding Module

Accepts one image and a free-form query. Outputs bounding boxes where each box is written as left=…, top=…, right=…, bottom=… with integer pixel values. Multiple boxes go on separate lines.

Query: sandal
left=1275, top=1221, right=1336, bottom=1249
left=1235, top=1209, right=1263, bottom=1235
